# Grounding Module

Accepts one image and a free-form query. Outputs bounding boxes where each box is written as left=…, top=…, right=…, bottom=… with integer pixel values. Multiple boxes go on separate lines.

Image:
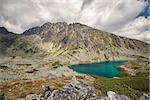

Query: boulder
left=49, top=76, right=97, bottom=100
left=42, top=85, right=50, bottom=92
left=25, top=67, right=38, bottom=73
left=26, top=94, right=40, bottom=100
left=140, top=95, right=150, bottom=100
left=107, top=91, right=130, bottom=100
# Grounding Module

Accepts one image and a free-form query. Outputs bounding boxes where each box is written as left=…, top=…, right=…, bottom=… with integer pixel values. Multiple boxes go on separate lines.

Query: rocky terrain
left=0, top=22, right=149, bottom=100
left=24, top=76, right=131, bottom=100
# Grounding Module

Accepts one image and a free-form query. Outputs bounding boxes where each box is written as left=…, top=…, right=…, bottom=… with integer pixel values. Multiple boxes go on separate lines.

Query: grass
left=92, top=75, right=149, bottom=100
left=0, top=76, right=72, bottom=100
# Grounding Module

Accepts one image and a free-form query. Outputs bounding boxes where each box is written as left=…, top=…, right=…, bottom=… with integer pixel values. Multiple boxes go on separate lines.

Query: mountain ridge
left=0, top=22, right=149, bottom=65
left=1, top=22, right=149, bottom=45
left=0, top=27, right=15, bottom=35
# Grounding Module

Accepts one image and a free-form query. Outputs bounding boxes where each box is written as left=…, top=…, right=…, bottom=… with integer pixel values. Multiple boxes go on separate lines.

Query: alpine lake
left=69, top=60, right=126, bottom=78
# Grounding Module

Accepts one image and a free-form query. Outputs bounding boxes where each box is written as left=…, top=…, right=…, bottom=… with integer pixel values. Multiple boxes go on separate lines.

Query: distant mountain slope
left=0, top=27, right=15, bottom=35
left=0, top=27, right=18, bottom=55
left=0, top=22, right=149, bottom=63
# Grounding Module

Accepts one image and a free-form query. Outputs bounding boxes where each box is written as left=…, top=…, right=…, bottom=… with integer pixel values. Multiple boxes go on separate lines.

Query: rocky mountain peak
left=23, top=26, right=41, bottom=35
left=0, top=27, right=14, bottom=34
left=23, top=22, right=68, bottom=35
left=22, top=22, right=88, bottom=36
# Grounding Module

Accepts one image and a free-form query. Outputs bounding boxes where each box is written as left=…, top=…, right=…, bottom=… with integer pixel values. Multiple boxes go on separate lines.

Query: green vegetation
left=93, top=75, right=149, bottom=100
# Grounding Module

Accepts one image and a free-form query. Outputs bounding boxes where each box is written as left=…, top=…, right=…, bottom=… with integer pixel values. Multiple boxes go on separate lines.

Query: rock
left=17, top=98, right=25, bottom=100
left=70, top=75, right=80, bottom=86
left=48, top=71, right=67, bottom=79
left=140, top=94, right=150, bottom=100
left=50, top=76, right=97, bottom=100
left=48, top=73, right=60, bottom=79
left=26, top=94, right=40, bottom=100
left=0, top=65, right=8, bottom=69
left=25, top=67, right=38, bottom=73
left=86, top=96, right=108, bottom=100
left=41, top=91, right=51, bottom=99
left=41, top=85, right=51, bottom=99
left=107, top=91, right=130, bottom=100
left=42, top=85, right=50, bottom=92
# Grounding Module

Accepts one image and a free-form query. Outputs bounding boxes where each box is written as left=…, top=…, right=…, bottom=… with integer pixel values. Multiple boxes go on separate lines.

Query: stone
left=40, top=91, right=51, bottom=99
left=41, top=85, right=51, bottom=99
left=17, top=98, right=26, bottom=100
left=25, top=67, right=38, bottom=73
left=50, top=76, right=97, bottom=100
left=48, top=71, right=68, bottom=79
left=42, top=85, right=50, bottom=92
left=140, top=95, right=150, bottom=100
left=107, top=91, right=130, bottom=100
left=26, top=94, right=40, bottom=100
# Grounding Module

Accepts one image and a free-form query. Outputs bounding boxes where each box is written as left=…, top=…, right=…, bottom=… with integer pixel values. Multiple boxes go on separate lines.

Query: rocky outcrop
left=24, top=76, right=130, bottom=100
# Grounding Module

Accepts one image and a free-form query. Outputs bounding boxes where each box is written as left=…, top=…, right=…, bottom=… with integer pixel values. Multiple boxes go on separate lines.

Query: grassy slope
left=93, top=75, right=149, bottom=100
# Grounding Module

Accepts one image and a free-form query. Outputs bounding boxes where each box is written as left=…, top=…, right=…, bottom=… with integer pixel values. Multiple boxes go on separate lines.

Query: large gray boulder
left=49, top=76, right=97, bottom=100
left=140, top=95, right=150, bottom=100
left=107, top=91, right=130, bottom=100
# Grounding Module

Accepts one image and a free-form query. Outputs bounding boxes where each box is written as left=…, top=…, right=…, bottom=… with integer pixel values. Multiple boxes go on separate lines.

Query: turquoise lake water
left=70, top=61, right=126, bottom=78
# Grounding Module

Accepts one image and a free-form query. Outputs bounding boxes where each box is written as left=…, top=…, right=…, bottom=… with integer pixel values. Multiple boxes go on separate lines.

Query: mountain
left=0, top=22, right=149, bottom=63
left=0, top=27, right=18, bottom=55
left=0, top=27, right=15, bottom=35
left=0, top=22, right=149, bottom=99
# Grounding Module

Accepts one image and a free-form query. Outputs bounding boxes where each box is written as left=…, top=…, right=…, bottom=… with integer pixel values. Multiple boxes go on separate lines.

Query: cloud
left=79, top=0, right=147, bottom=31
left=114, top=16, right=150, bottom=43
left=81, top=0, right=94, bottom=10
left=0, top=0, right=149, bottom=43
left=0, top=0, right=83, bottom=33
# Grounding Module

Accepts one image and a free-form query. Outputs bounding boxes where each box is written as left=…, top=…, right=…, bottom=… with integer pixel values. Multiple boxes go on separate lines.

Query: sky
left=0, top=0, right=150, bottom=43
